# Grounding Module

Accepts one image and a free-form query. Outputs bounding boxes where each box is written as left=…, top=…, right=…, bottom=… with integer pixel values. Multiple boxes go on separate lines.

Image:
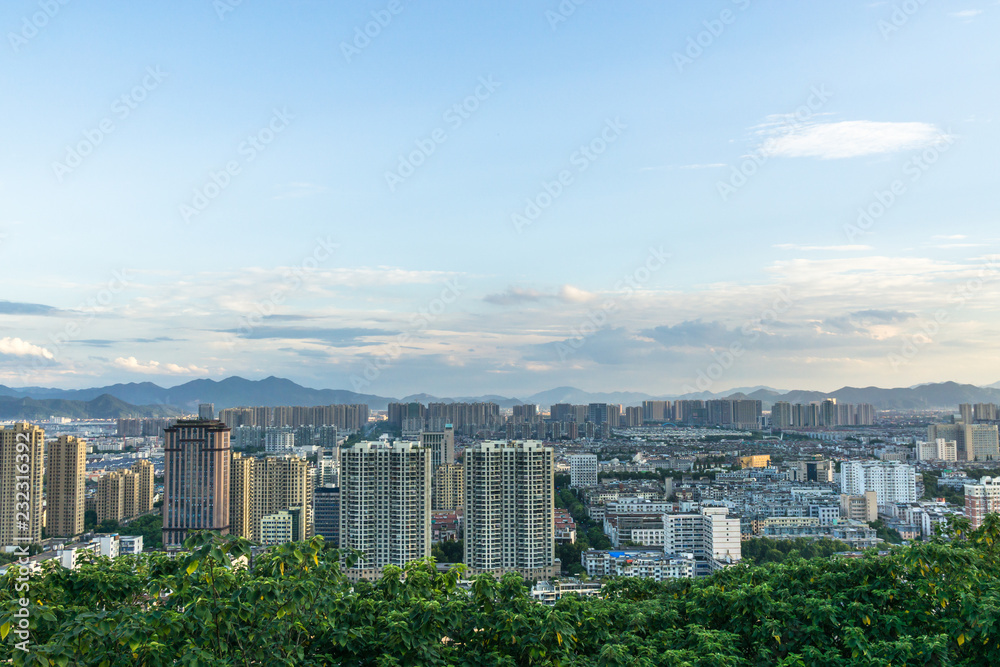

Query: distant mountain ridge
left=0, top=394, right=180, bottom=420
left=1, top=377, right=999, bottom=417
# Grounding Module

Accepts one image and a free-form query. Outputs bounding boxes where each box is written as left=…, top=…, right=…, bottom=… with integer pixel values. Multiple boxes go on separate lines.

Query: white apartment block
left=839, top=460, right=916, bottom=504
left=419, top=427, right=455, bottom=471
left=662, top=507, right=741, bottom=576
left=570, top=454, right=598, bottom=488
left=581, top=550, right=695, bottom=580
left=264, top=429, right=295, bottom=454
left=965, top=476, right=1000, bottom=529
left=119, top=535, right=143, bottom=555
left=605, top=500, right=676, bottom=515
left=916, top=439, right=958, bottom=462
left=465, top=440, right=556, bottom=579
left=339, top=441, right=430, bottom=578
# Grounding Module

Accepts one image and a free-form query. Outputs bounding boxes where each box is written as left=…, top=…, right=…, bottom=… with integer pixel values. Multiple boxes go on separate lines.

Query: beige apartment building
left=1, top=423, right=45, bottom=547
left=46, top=435, right=86, bottom=537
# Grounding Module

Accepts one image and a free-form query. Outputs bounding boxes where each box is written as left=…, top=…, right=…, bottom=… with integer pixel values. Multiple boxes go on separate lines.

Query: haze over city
left=2, top=1, right=998, bottom=397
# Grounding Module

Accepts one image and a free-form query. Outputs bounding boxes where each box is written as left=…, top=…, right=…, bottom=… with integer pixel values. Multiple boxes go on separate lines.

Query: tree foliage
left=432, top=539, right=463, bottom=563
left=741, top=537, right=852, bottom=565
left=1, top=515, right=999, bottom=665
left=555, top=488, right=611, bottom=576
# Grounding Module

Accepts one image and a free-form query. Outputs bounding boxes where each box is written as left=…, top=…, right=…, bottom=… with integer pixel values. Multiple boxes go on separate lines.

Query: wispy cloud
left=113, top=357, right=208, bottom=375
left=949, top=9, right=982, bottom=18
left=484, top=285, right=594, bottom=306
left=0, top=300, right=62, bottom=316
left=757, top=120, right=949, bottom=159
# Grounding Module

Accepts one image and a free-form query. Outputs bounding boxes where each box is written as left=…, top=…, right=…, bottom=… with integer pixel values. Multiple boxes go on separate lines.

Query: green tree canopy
left=1, top=514, right=999, bottom=665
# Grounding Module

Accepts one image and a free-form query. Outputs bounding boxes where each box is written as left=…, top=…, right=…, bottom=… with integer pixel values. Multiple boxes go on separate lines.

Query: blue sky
left=1, top=0, right=998, bottom=398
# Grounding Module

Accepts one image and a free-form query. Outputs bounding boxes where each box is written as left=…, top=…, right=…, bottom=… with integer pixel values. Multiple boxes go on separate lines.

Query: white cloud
left=0, top=337, right=54, bottom=359
left=774, top=244, right=874, bottom=251
left=933, top=234, right=967, bottom=240
left=558, top=285, right=595, bottom=303
left=113, top=357, right=208, bottom=375
left=758, top=120, right=949, bottom=159
left=949, top=9, right=982, bottom=18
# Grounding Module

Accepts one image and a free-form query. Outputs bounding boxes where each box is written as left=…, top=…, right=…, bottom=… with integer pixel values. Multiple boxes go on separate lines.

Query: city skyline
left=2, top=2, right=999, bottom=397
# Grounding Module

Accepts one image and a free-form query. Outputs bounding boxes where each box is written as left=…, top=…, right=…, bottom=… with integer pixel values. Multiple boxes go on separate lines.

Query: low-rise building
left=554, top=508, right=576, bottom=544
left=581, top=550, right=695, bottom=581
left=530, top=579, right=603, bottom=604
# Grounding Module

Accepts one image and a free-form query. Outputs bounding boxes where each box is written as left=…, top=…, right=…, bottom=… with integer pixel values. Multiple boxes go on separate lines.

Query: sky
left=1, top=0, right=999, bottom=398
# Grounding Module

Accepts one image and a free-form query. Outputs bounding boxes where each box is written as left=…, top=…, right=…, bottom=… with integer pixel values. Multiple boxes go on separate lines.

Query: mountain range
left=2, top=376, right=1000, bottom=419
left=0, top=394, right=180, bottom=420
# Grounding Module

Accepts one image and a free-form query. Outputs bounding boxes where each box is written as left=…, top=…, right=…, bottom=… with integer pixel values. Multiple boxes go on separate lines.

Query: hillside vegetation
left=2, top=515, right=999, bottom=666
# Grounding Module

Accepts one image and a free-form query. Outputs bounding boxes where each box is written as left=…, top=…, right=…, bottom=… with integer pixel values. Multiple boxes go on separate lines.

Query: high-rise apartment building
left=340, top=441, right=431, bottom=578
left=624, top=406, right=643, bottom=427
left=230, top=452, right=254, bottom=540
left=771, top=402, right=793, bottom=429
left=587, top=403, right=620, bottom=426
left=964, top=424, right=999, bottom=462
left=420, top=426, right=455, bottom=471
left=642, top=400, right=671, bottom=423
left=959, top=404, right=974, bottom=424
left=253, top=456, right=311, bottom=541
left=965, top=476, right=1000, bottom=529
left=162, top=419, right=231, bottom=548
left=432, top=463, right=464, bottom=511
left=264, top=428, right=295, bottom=453
left=1, top=423, right=45, bottom=548
left=46, top=435, right=86, bottom=538
left=570, top=453, right=598, bottom=488
left=464, top=440, right=556, bottom=579
left=97, top=471, right=129, bottom=523
left=511, top=404, right=539, bottom=424
left=839, top=460, right=916, bottom=504
left=131, top=460, right=155, bottom=514
left=313, top=485, right=340, bottom=546
left=974, top=403, right=998, bottom=421
left=227, top=453, right=312, bottom=541
left=198, top=403, right=215, bottom=420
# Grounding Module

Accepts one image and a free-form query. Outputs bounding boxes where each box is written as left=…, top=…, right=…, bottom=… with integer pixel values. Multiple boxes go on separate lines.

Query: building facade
left=313, top=485, right=340, bottom=546
left=464, top=440, right=556, bottom=579
left=432, top=463, right=464, bottom=511
left=339, top=441, right=431, bottom=578
left=570, top=454, right=598, bottom=488
left=1, top=423, right=45, bottom=547
left=46, top=435, right=86, bottom=538
left=162, top=419, right=231, bottom=547
left=965, top=476, right=1000, bottom=529
left=839, top=460, right=916, bottom=504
